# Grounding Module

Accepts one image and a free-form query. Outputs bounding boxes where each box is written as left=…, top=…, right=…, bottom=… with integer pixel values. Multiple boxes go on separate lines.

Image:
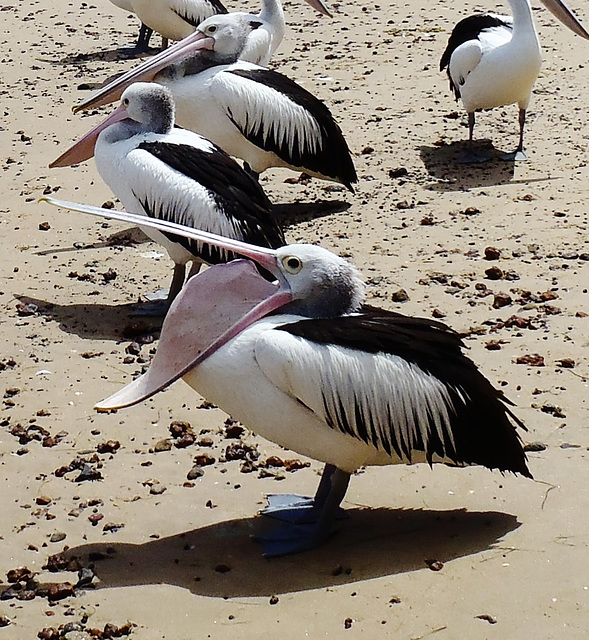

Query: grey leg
left=500, top=108, right=528, bottom=162
left=261, top=463, right=343, bottom=522
left=468, top=111, right=475, bottom=144
left=243, top=162, right=260, bottom=183
left=135, top=23, right=153, bottom=52
left=257, top=468, right=352, bottom=557
left=313, top=463, right=337, bottom=507
left=167, top=263, right=188, bottom=303
left=134, top=263, right=186, bottom=316
left=187, top=261, right=202, bottom=280
left=459, top=112, right=491, bottom=163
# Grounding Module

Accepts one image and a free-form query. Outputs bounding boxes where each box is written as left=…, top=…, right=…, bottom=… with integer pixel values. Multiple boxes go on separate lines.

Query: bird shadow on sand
left=35, top=227, right=150, bottom=257
left=420, top=142, right=559, bottom=193
left=62, top=507, right=519, bottom=598
left=272, top=199, right=351, bottom=228
left=15, top=294, right=162, bottom=341
left=53, top=47, right=158, bottom=67
left=419, top=142, right=516, bottom=191
left=20, top=228, right=160, bottom=339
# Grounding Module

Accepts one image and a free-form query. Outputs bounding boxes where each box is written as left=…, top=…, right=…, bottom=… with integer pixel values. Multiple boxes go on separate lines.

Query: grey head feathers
left=120, top=82, right=176, bottom=135
left=275, top=244, right=365, bottom=319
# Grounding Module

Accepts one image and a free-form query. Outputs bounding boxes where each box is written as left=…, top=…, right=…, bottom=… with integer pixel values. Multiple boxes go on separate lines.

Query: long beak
left=39, top=196, right=292, bottom=410
left=540, top=0, right=589, bottom=39
left=305, top=0, right=332, bottom=18
left=72, top=32, right=215, bottom=114
left=40, top=196, right=281, bottom=274
left=49, top=104, right=129, bottom=168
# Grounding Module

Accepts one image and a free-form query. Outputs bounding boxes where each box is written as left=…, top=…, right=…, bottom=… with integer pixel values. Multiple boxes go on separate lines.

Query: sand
left=0, top=0, right=588, bottom=637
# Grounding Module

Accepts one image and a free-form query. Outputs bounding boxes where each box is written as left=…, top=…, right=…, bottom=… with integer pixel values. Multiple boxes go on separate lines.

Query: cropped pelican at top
left=70, top=15, right=357, bottom=191
left=440, top=0, right=589, bottom=162
left=110, top=0, right=330, bottom=53
left=50, top=83, right=285, bottom=310
left=41, top=197, right=532, bottom=556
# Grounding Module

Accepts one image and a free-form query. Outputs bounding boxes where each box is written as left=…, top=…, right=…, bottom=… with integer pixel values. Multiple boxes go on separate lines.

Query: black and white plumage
left=440, top=0, right=589, bottom=162
left=440, top=13, right=514, bottom=102
left=71, top=18, right=357, bottom=191
left=39, top=199, right=532, bottom=556
left=50, top=83, right=285, bottom=307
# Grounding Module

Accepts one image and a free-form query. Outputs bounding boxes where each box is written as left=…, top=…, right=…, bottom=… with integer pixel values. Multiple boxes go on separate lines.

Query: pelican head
left=71, top=0, right=332, bottom=114
left=272, top=244, right=365, bottom=318
left=196, top=14, right=266, bottom=60
left=119, top=82, right=175, bottom=134
left=50, top=83, right=176, bottom=168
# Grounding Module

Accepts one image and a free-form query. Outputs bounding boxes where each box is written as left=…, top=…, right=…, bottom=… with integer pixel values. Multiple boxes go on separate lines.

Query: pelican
left=50, top=83, right=285, bottom=310
left=70, top=17, right=357, bottom=190
left=108, top=0, right=154, bottom=52
left=113, top=0, right=330, bottom=52
left=439, top=0, right=589, bottom=162
left=41, top=198, right=532, bottom=556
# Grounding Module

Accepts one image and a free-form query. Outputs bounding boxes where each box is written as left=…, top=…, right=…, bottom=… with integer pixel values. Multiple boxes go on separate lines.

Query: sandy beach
left=0, top=0, right=588, bottom=637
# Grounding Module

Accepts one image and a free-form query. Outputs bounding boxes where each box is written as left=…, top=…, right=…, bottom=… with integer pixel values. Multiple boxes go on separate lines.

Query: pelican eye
left=207, top=24, right=217, bottom=33
left=282, top=256, right=303, bottom=274
left=122, top=98, right=130, bottom=106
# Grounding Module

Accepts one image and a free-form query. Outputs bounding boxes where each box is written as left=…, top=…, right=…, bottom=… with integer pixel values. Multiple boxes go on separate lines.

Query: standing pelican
left=40, top=199, right=532, bottom=556
left=50, top=83, right=285, bottom=311
left=70, top=20, right=357, bottom=190
left=440, top=0, right=589, bottom=161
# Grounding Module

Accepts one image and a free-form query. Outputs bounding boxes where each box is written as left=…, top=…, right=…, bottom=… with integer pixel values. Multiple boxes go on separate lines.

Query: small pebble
left=150, top=484, right=167, bottom=495
left=391, top=289, right=409, bottom=302
left=153, top=439, right=172, bottom=452
left=523, top=441, right=547, bottom=452
left=49, top=532, right=66, bottom=543
left=425, top=558, right=444, bottom=571
left=484, top=247, right=501, bottom=260
left=187, top=465, right=204, bottom=480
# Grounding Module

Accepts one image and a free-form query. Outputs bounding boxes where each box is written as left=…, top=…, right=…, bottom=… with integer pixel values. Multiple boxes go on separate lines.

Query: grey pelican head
left=50, top=83, right=176, bottom=168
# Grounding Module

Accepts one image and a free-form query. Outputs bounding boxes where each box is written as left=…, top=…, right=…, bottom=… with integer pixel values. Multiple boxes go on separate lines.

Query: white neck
left=507, top=0, right=536, bottom=34
left=259, top=0, right=285, bottom=30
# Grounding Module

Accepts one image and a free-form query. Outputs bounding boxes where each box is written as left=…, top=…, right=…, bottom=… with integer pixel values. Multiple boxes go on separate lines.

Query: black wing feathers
left=226, top=68, right=358, bottom=191
left=136, top=140, right=285, bottom=264
left=172, top=0, right=228, bottom=28
left=280, top=306, right=531, bottom=477
left=440, top=14, right=513, bottom=99
left=440, top=14, right=513, bottom=72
